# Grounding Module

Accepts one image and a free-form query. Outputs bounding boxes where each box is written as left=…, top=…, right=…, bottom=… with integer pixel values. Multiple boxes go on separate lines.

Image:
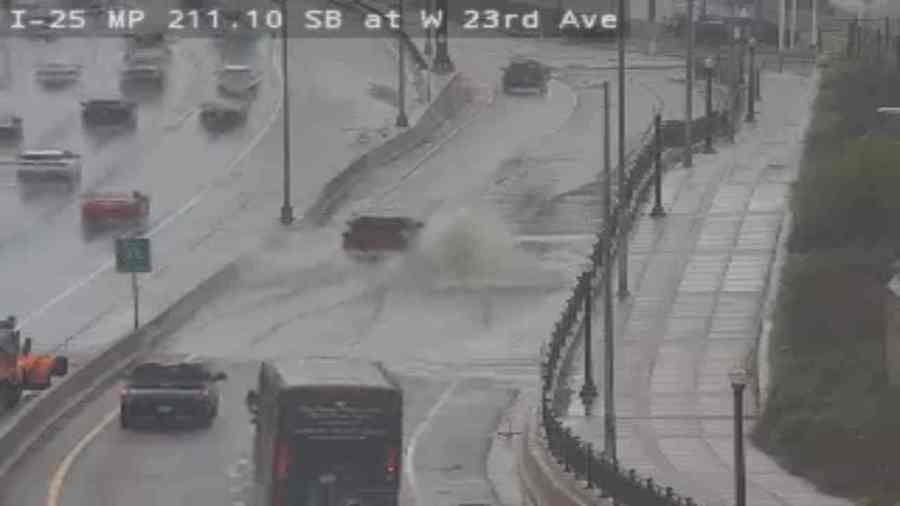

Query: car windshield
left=129, top=363, right=211, bottom=388
left=20, top=152, right=64, bottom=160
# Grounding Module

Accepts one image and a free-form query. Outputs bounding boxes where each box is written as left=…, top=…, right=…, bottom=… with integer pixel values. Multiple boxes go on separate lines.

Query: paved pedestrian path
left=561, top=71, right=853, bottom=506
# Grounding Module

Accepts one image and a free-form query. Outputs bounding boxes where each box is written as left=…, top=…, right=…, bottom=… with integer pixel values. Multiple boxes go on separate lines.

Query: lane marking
left=18, top=38, right=284, bottom=332
left=46, top=408, right=118, bottom=506
left=404, top=379, right=459, bottom=505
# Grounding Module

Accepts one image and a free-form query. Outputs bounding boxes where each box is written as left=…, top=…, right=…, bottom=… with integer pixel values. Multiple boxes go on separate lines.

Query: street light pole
left=704, top=56, right=715, bottom=153
left=396, top=0, right=409, bottom=128
left=616, top=0, right=629, bottom=299
left=602, top=80, right=617, bottom=467
left=432, top=0, right=454, bottom=73
left=811, top=0, right=819, bottom=51
left=789, top=0, right=797, bottom=49
left=279, top=0, right=294, bottom=226
left=423, top=0, right=433, bottom=56
left=730, top=368, right=748, bottom=506
left=684, top=0, right=695, bottom=168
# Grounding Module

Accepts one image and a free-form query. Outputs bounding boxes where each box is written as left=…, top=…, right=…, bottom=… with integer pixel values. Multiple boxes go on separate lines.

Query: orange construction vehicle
left=0, top=316, right=68, bottom=409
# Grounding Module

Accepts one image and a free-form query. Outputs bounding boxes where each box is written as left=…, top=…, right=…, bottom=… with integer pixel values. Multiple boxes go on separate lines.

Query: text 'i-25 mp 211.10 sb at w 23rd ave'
left=3, top=7, right=617, bottom=36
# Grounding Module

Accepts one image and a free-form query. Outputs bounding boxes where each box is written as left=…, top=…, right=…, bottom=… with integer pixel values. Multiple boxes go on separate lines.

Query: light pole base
left=432, top=53, right=455, bottom=75
left=396, top=112, right=409, bottom=128
left=703, top=142, right=716, bottom=154
left=280, top=205, right=294, bottom=226
left=650, top=204, right=666, bottom=217
left=617, top=287, right=630, bottom=299
left=579, top=383, right=599, bottom=400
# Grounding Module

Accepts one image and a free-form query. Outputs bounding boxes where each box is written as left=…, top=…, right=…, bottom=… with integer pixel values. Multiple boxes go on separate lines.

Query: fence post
left=651, top=113, right=665, bottom=217
left=585, top=443, right=594, bottom=489
left=877, top=29, right=883, bottom=61
left=562, top=428, right=573, bottom=471
left=896, top=35, right=900, bottom=72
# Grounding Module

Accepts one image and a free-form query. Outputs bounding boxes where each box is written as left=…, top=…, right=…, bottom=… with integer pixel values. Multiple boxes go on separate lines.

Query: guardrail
left=534, top=78, right=743, bottom=506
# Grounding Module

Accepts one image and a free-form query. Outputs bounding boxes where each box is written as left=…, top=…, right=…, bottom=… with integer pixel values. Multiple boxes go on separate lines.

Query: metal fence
left=534, top=76, right=743, bottom=506
left=842, top=16, right=900, bottom=71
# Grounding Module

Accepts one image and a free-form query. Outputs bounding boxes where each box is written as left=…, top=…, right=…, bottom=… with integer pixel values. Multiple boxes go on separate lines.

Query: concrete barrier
left=305, top=71, right=478, bottom=225
left=518, top=411, right=608, bottom=506
left=0, top=261, right=239, bottom=479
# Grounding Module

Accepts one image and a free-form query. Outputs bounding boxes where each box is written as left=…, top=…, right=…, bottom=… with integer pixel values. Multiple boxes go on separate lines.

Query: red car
left=80, top=191, right=149, bottom=236
left=341, top=216, right=424, bottom=261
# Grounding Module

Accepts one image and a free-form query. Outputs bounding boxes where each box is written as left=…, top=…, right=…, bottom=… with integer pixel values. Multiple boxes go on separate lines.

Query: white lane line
left=404, top=379, right=459, bottom=505
left=18, top=38, right=284, bottom=332
left=46, top=408, right=118, bottom=506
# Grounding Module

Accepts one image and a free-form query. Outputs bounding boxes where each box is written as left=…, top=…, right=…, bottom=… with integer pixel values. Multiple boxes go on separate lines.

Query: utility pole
left=423, top=0, right=433, bottom=56
left=684, top=0, right=695, bottom=168
left=789, top=0, right=797, bottom=49
left=617, top=0, right=629, bottom=299
left=755, top=0, right=763, bottom=38
left=778, top=0, right=785, bottom=53
left=396, top=0, right=409, bottom=127
left=279, top=0, right=293, bottom=226
left=602, top=80, right=617, bottom=470
left=432, top=0, right=454, bottom=73
left=811, top=0, right=818, bottom=51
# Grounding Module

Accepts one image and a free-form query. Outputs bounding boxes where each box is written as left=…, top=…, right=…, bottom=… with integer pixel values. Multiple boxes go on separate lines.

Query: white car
left=35, top=63, right=82, bottom=87
left=217, top=65, right=262, bottom=97
left=120, top=63, right=165, bottom=84
left=13, top=149, right=82, bottom=185
left=123, top=47, right=170, bottom=66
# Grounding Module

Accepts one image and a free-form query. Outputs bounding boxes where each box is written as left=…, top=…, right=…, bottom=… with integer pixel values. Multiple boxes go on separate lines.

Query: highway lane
left=0, top=33, right=277, bottom=341
left=0, top=358, right=516, bottom=506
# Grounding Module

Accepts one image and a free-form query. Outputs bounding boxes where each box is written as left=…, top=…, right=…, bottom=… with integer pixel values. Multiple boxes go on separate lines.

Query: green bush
left=787, top=59, right=900, bottom=253
left=757, top=52, right=900, bottom=503
left=753, top=247, right=900, bottom=499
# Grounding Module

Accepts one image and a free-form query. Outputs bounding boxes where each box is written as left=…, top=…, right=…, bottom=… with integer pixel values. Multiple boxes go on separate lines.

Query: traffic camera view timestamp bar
left=5, top=7, right=617, bottom=37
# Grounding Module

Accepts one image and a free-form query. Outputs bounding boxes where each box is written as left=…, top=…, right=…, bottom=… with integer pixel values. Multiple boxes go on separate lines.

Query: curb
left=755, top=210, right=792, bottom=412
left=751, top=69, right=819, bottom=414
left=0, top=260, right=240, bottom=479
left=517, top=408, right=610, bottom=506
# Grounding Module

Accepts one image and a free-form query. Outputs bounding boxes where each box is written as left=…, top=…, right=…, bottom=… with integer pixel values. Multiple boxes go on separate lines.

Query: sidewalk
left=560, top=70, right=853, bottom=506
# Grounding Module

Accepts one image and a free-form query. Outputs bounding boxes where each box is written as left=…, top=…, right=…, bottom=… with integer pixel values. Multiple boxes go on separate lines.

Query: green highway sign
left=115, top=237, right=151, bottom=273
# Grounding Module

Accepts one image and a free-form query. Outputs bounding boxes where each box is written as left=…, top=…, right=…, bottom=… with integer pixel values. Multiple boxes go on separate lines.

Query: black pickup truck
left=119, top=360, right=226, bottom=429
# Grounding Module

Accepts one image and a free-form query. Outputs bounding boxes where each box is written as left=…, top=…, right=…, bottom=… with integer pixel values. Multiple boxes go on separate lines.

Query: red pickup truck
left=80, top=191, right=149, bottom=237
left=342, top=216, right=424, bottom=261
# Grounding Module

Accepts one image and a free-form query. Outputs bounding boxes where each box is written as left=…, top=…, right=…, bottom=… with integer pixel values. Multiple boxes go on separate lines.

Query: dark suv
left=81, top=99, right=137, bottom=127
left=502, top=58, right=550, bottom=95
left=120, top=360, right=226, bottom=429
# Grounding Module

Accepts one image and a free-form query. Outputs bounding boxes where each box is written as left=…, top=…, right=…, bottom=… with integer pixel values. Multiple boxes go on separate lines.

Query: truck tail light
left=274, top=440, right=289, bottom=479
left=271, top=440, right=289, bottom=506
left=385, top=446, right=398, bottom=480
